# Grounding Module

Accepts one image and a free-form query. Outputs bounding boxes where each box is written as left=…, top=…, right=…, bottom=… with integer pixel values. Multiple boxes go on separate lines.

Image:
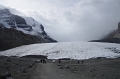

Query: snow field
left=0, top=42, right=120, bottom=60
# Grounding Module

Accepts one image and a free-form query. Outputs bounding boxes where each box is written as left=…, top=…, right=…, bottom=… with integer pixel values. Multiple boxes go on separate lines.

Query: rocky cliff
left=114, top=22, right=120, bottom=38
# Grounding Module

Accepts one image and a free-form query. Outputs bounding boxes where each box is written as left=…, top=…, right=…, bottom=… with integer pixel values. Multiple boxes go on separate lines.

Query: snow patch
left=23, top=17, right=43, bottom=33
left=0, top=21, right=11, bottom=28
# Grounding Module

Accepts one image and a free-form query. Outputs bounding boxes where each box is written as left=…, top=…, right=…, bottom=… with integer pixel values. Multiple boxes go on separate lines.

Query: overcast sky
left=1, top=0, right=120, bottom=42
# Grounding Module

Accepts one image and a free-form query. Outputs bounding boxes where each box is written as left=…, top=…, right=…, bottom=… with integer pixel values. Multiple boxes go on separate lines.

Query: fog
left=0, top=0, right=120, bottom=42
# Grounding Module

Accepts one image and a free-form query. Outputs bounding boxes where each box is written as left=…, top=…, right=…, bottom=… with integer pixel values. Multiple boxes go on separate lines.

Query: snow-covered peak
left=0, top=7, right=44, bottom=36
left=24, top=17, right=43, bottom=33
left=0, top=4, right=26, bottom=16
left=0, top=21, right=11, bottom=28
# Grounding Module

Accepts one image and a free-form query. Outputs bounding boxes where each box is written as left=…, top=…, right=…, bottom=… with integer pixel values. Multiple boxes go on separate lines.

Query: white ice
left=0, top=42, right=120, bottom=60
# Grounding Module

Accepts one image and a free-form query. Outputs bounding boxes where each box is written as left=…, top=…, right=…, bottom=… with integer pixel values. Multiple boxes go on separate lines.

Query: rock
left=6, top=59, right=11, bottom=62
left=0, top=74, right=14, bottom=79
left=73, top=68, right=77, bottom=72
left=22, top=69, right=27, bottom=73
left=101, top=74, right=104, bottom=76
left=65, top=65, right=70, bottom=69
left=92, top=69, right=97, bottom=71
left=59, top=66, right=64, bottom=69
left=118, top=22, right=120, bottom=33
left=29, top=65, right=32, bottom=68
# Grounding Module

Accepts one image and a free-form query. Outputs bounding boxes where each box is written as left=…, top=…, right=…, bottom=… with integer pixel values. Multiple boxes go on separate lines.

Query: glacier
left=0, top=42, right=120, bottom=60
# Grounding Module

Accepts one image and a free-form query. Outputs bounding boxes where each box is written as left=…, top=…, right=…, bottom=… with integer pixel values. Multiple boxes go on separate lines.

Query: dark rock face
left=0, top=26, right=43, bottom=51
left=21, top=55, right=47, bottom=59
left=6, top=15, right=33, bottom=31
left=8, top=15, right=26, bottom=25
left=0, top=9, right=11, bottom=15
left=118, top=22, right=120, bottom=33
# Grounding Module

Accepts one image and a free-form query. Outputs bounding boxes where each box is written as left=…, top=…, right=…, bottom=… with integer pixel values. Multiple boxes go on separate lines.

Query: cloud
left=0, top=0, right=120, bottom=42
left=0, top=4, right=6, bottom=9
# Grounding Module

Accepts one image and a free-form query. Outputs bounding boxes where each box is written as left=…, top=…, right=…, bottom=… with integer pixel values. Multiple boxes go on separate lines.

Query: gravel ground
left=0, top=56, right=37, bottom=79
left=0, top=56, right=120, bottom=79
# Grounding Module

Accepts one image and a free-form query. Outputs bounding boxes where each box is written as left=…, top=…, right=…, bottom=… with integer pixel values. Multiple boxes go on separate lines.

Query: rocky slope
left=114, top=22, right=120, bottom=38
left=91, top=22, right=120, bottom=43
left=0, top=8, right=56, bottom=51
left=0, top=25, right=42, bottom=51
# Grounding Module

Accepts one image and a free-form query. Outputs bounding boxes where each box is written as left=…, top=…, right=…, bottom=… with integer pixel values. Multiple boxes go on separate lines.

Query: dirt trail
left=33, top=63, right=61, bottom=79
left=30, top=63, right=88, bottom=79
left=31, top=63, right=66, bottom=79
left=30, top=58, right=120, bottom=79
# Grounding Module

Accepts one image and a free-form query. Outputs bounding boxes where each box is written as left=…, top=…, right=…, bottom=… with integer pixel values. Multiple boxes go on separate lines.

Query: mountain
left=0, top=7, right=56, bottom=51
left=91, top=22, right=120, bottom=43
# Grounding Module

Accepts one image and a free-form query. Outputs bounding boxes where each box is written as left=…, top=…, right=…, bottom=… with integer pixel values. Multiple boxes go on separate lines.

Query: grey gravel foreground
left=0, top=56, right=120, bottom=79
left=31, top=58, right=120, bottom=79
